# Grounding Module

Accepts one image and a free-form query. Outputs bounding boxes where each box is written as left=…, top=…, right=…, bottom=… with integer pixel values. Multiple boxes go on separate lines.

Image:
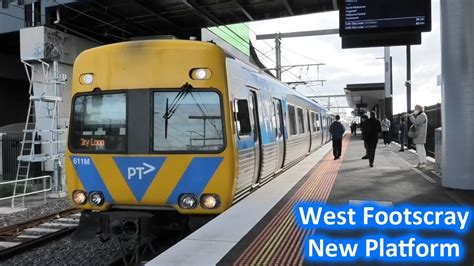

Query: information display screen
left=339, top=0, right=431, bottom=36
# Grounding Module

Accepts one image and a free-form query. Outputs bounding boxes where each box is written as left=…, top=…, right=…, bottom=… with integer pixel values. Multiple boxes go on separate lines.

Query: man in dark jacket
left=360, top=115, right=369, bottom=159
left=329, top=115, right=345, bottom=160
left=365, top=111, right=382, bottom=167
left=398, top=117, right=407, bottom=152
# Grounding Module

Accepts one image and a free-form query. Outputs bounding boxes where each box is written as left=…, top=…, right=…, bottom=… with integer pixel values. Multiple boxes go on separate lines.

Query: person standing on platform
left=365, top=111, right=382, bottom=167
left=381, top=115, right=391, bottom=147
left=329, top=115, right=345, bottom=160
left=350, top=122, right=357, bottom=136
left=360, top=115, right=369, bottom=159
left=409, top=105, right=428, bottom=168
left=398, top=117, right=407, bottom=152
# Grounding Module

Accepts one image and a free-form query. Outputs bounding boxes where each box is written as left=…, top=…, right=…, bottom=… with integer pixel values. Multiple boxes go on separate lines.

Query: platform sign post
left=384, top=47, right=393, bottom=119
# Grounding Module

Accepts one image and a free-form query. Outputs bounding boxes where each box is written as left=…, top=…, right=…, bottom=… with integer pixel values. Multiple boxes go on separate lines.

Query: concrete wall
left=0, top=0, right=78, bottom=34
left=0, top=52, right=29, bottom=128
left=0, top=5, right=24, bottom=34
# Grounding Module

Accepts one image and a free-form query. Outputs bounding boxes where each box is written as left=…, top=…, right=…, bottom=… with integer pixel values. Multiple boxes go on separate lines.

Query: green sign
left=208, top=23, right=250, bottom=56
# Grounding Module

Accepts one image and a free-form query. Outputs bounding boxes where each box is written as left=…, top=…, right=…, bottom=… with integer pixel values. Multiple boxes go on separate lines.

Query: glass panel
left=153, top=91, right=223, bottom=151
left=315, top=113, right=321, bottom=132
left=288, top=105, right=297, bottom=136
left=273, top=100, right=282, bottom=137
left=70, top=93, right=127, bottom=152
left=297, top=108, right=305, bottom=134
left=236, top=99, right=251, bottom=136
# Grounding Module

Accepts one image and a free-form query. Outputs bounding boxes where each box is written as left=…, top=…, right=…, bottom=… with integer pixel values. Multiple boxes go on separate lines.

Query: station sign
left=338, top=0, right=432, bottom=49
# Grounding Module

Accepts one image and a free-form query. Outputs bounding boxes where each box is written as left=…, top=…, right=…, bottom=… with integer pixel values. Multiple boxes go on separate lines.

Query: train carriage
left=66, top=39, right=332, bottom=237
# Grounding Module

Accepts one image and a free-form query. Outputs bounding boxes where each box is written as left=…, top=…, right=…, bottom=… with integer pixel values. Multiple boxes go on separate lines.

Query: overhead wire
left=0, top=10, right=25, bottom=21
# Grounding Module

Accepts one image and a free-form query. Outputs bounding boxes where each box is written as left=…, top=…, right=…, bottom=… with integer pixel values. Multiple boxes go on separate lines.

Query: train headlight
left=190, top=68, right=211, bottom=80
left=89, top=191, right=104, bottom=206
left=72, top=190, right=87, bottom=205
left=200, top=194, right=220, bottom=209
left=178, top=194, right=197, bottom=209
left=80, top=73, right=94, bottom=85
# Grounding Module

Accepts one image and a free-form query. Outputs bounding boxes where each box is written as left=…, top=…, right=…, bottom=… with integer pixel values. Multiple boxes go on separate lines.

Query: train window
left=153, top=91, right=224, bottom=152
left=70, top=93, right=127, bottom=152
left=273, top=99, right=282, bottom=137
left=315, top=113, right=321, bottom=132
left=311, top=112, right=317, bottom=132
left=236, top=99, right=252, bottom=137
left=288, top=105, right=297, bottom=136
left=297, top=108, right=305, bottom=134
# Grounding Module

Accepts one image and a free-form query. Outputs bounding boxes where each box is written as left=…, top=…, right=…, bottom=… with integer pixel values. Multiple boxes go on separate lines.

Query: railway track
left=0, top=208, right=81, bottom=259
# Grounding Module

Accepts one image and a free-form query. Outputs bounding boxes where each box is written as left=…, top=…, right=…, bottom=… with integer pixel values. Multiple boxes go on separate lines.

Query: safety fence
left=0, top=135, right=41, bottom=180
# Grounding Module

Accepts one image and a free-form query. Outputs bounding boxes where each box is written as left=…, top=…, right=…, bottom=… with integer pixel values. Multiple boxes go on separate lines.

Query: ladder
left=11, top=59, right=67, bottom=207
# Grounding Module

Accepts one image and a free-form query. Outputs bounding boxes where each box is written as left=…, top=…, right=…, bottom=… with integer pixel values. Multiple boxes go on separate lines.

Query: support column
left=384, top=47, right=393, bottom=119
left=275, top=33, right=282, bottom=80
left=441, top=1, right=474, bottom=190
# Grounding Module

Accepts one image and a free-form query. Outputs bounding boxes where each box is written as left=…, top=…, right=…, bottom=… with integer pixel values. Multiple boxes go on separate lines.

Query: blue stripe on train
left=166, top=157, right=223, bottom=205
left=70, top=156, right=113, bottom=202
left=113, top=157, right=166, bottom=202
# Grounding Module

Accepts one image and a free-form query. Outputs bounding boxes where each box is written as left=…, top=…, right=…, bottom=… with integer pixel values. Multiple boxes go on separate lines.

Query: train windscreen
left=153, top=91, right=224, bottom=152
left=70, top=93, right=127, bottom=152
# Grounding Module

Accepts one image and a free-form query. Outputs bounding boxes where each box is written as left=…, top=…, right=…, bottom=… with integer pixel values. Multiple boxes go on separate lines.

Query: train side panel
left=225, top=58, right=331, bottom=201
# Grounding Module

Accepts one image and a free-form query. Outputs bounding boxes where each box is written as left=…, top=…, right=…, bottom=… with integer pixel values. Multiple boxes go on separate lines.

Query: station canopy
left=46, top=0, right=337, bottom=43
left=344, top=83, right=385, bottom=114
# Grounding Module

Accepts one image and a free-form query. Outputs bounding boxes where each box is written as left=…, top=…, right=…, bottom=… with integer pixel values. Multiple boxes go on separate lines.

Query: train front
left=65, top=40, right=236, bottom=238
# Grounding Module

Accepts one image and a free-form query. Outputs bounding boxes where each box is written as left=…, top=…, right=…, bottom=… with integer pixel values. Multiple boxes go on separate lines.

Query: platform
left=148, top=134, right=474, bottom=265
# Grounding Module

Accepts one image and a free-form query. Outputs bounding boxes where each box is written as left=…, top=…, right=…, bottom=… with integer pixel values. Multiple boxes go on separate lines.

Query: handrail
left=0, top=175, right=52, bottom=203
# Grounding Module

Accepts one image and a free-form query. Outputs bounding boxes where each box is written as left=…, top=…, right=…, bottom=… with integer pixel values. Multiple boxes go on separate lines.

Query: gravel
left=0, top=199, right=73, bottom=228
left=0, top=234, right=123, bottom=265
left=0, top=199, right=181, bottom=265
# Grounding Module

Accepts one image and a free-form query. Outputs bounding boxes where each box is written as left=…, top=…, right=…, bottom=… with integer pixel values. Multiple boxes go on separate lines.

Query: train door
left=273, top=98, right=285, bottom=169
left=248, top=90, right=262, bottom=186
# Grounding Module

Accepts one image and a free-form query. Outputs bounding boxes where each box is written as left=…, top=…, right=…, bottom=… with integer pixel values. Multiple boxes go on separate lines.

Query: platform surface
left=148, top=135, right=474, bottom=265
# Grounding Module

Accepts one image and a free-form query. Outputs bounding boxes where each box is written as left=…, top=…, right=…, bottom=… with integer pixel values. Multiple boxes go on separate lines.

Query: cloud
left=250, top=0, right=441, bottom=114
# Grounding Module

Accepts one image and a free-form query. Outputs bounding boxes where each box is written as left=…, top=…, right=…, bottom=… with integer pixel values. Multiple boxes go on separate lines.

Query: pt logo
left=113, top=157, right=166, bottom=201
left=128, top=163, right=155, bottom=180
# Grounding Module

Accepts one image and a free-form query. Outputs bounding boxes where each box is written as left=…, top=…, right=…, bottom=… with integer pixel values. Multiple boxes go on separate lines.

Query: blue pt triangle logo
left=113, top=157, right=166, bottom=202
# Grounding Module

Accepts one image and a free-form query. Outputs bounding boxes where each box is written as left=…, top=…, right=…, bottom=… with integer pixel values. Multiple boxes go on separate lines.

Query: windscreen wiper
left=163, top=83, right=193, bottom=139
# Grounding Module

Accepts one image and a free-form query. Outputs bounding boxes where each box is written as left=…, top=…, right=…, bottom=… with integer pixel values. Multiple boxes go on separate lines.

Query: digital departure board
left=339, top=0, right=431, bottom=36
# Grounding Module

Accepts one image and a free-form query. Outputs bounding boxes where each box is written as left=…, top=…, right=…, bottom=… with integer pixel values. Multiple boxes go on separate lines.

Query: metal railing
left=0, top=175, right=52, bottom=206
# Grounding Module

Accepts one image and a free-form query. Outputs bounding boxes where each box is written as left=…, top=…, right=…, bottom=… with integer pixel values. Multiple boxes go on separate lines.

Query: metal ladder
left=11, top=59, right=67, bottom=207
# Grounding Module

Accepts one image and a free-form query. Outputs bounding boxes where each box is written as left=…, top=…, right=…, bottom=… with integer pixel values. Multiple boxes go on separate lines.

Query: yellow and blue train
left=66, top=39, right=333, bottom=236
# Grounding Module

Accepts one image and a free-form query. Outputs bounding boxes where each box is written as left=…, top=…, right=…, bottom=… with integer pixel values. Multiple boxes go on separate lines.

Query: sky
left=249, top=0, right=441, bottom=114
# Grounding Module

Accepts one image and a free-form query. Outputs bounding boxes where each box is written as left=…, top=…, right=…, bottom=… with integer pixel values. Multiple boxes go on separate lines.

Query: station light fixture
left=190, top=68, right=211, bottom=80
left=178, top=194, right=198, bottom=209
left=200, top=194, right=220, bottom=209
left=72, top=190, right=87, bottom=205
left=79, top=73, right=94, bottom=85
left=89, top=191, right=105, bottom=206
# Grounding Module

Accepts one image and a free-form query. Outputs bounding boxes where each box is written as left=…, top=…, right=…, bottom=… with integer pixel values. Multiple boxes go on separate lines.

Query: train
left=65, top=39, right=334, bottom=239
